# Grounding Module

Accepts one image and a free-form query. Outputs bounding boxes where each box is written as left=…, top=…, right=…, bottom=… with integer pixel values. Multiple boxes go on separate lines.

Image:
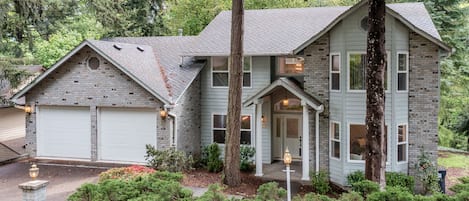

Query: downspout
left=315, top=105, right=324, bottom=172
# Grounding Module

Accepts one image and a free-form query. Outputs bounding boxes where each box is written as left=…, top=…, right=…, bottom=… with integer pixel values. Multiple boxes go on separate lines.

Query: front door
left=273, top=114, right=302, bottom=160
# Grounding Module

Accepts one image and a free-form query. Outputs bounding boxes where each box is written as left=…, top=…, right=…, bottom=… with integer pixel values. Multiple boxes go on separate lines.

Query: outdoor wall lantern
left=261, top=115, right=267, bottom=128
left=24, top=105, right=32, bottom=114
left=29, top=163, right=39, bottom=180
left=160, top=108, right=168, bottom=120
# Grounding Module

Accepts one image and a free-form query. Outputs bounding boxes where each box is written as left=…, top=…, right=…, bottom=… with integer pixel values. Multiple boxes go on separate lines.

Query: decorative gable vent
left=88, top=57, right=100, bottom=70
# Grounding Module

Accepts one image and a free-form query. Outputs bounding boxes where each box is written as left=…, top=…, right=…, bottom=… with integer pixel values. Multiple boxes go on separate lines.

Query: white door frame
left=273, top=113, right=303, bottom=160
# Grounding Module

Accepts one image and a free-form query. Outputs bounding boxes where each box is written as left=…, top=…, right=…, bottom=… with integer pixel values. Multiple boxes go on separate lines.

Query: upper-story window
left=348, top=53, right=388, bottom=92
left=278, top=57, right=304, bottom=75
left=211, top=56, right=251, bottom=88
left=397, top=52, right=408, bottom=92
left=330, top=53, right=341, bottom=91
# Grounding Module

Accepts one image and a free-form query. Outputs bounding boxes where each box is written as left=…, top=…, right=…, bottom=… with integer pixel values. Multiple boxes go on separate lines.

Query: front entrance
left=273, top=114, right=302, bottom=160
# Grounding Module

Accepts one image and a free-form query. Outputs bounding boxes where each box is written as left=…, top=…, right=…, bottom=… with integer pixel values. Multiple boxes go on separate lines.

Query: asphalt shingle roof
left=185, top=2, right=445, bottom=56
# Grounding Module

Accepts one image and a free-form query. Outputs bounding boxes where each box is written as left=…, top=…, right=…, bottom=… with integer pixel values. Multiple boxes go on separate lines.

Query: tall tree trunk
left=365, top=0, right=386, bottom=189
left=223, top=0, right=244, bottom=187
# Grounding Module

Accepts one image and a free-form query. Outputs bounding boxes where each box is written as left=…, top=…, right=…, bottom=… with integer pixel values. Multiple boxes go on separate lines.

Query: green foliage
left=337, top=192, right=364, bottom=201
left=145, top=145, right=194, bottom=172
left=310, top=171, right=331, bottom=195
left=385, top=172, right=414, bottom=192
left=367, top=186, right=414, bottom=201
left=195, top=184, right=227, bottom=201
left=351, top=180, right=380, bottom=198
left=255, top=182, right=287, bottom=201
left=450, top=177, right=469, bottom=194
left=98, top=165, right=155, bottom=182
left=346, top=171, right=365, bottom=186
left=293, top=193, right=333, bottom=201
left=201, top=143, right=224, bottom=172
left=415, top=147, right=441, bottom=194
left=240, top=146, right=255, bottom=172
left=68, top=172, right=191, bottom=201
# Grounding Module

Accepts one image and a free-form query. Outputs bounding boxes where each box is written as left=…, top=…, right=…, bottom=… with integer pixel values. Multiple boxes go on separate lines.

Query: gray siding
left=200, top=56, right=271, bottom=162
left=328, top=4, right=410, bottom=185
left=24, top=46, right=170, bottom=160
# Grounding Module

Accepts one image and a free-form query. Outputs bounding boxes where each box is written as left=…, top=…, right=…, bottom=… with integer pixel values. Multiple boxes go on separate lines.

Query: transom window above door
left=274, top=98, right=302, bottom=112
left=211, top=56, right=251, bottom=87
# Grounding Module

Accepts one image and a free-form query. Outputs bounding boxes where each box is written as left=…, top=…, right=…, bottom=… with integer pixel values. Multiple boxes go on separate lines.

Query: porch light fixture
left=29, top=163, right=39, bottom=180
left=24, top=105, right=32, bottom=114
left=160, top=108, right=168, bottom=120
left=261, top=115, right=267, bottom=128
left=284, top=147, right=292, bottom=165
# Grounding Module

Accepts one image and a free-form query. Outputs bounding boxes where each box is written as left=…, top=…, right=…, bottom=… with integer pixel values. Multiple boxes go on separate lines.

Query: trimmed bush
left=145, top=145, right=193, bottom=172
left=347, top=171, right=365, bottom=186
left=385, top=172, right=414, bottom=192
left=293, top=193, right=333, bottom=201
left=195, top=184, right=227, bottom=201
left=310, top=171, right=331, bottom=194
left=337, top=192, right=364, bottom=201
left=450, top=176, right=469, bottom=194
left=367, top=186, right=414, bottom=201
left=201, top=143, right=224, bottom=172
left=240, top=146, right=255, bottom=172
left=351, top=180, right=379, bottom=198
left=98, top=165, right=155, bottom=182
left=255, top=182, right=287, bottom=201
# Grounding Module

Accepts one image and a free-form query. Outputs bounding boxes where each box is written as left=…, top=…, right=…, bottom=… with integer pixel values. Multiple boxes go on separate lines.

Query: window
left=397, top=53, right=408, bottom=91
left=212, top=56, right=251, bottom=87
left=397, top=124, right=408, bottom=162
left=349, top=124, right=387, bottom=161
left=330, top=122, right=340, bottom=159
left=331, top=54, right=340, bottom=91
left=348, top=53, right=388, bottom=91
left=213, top=114, right=251, bottom=144
left=278, top=56, right=304, bottom=75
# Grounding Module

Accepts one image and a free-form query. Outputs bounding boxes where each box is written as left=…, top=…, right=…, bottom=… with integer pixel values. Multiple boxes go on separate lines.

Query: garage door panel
left=37, top=106, right=91, bottom=159
left=99, top=108, right=157, bottom=163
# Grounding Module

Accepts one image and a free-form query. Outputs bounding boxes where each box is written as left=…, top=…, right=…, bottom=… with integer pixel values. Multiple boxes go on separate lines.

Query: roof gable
left=12, top=40, right=171, bottom=105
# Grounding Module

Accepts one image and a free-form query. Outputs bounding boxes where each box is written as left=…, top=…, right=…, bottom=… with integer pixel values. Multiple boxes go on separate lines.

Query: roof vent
left=113, top=44, right=122, bottom=50
left=137, top=46, right=144, bottom=52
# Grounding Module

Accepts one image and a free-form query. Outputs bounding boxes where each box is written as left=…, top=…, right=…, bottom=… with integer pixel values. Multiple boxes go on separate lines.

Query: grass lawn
left=438, top=152, right=469, bottom=168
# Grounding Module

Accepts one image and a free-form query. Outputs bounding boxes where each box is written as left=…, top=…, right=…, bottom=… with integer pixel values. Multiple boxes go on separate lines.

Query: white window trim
left=211, top=113, right=252, bottom=145
left=347, top=122, right=390, bottom=164
left=211, top=56, right=252, bottom=89
left=397, top=123, right=408, bottom=164
left=330, top=53, right=341, bottom=92
left=240, top=114, right=252, bottom=145
left=396, top=51, right=409, bottom=93
left=347, top=52, right=391, bottom=93
left=329, top=121, right=341, bottom=160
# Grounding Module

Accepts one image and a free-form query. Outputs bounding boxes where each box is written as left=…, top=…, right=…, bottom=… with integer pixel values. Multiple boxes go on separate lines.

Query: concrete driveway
left=0, top=161, right=108, bottom=201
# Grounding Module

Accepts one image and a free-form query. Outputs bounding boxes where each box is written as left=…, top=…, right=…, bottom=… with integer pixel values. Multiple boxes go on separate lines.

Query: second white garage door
left=99, top=108, right=157, bottom=163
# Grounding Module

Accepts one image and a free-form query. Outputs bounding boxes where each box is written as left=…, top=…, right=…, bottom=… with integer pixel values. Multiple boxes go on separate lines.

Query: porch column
left=301, top=101, right=310, bottom=180
left=254, top=99, right=263, bottom=177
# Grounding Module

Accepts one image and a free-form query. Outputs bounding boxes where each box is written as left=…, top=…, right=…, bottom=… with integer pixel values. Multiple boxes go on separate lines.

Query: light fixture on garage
left=24, top=105, right=32, bottom=114
left=29, top=163, right=39, bottom=180
left=160, top=108, right=168, bottom=120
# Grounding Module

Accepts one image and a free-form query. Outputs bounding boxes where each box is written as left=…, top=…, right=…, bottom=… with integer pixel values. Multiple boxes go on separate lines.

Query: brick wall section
left=303, top=34, right=330, bottom=171
left=172, top=75, right=201, bottom=158
left=24, top=46, right=170, bottom=160
left=408, top=32, right=440, bottom=185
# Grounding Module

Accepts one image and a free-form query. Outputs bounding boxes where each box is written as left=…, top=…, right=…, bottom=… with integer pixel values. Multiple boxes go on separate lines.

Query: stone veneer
left=303, top=34, right=330, bottom=171
left=172, top=75, right=201, bottom=157
left=24, top=46, right=170, bottom=160
left=408, top=32, right=440, bottom=184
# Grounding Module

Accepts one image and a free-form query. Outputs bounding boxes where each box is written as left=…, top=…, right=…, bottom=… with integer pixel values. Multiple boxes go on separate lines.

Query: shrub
left=68, top=172, right=192, bottom=201
left=347, top=171, right=365, bottom=186
left=255, top=182, right=287, bottom=201
left=98, top=165, right=155, bottom=182
left=385, top=172, right=415, bottom=192
left=240, top=146, right=255, bottom=172
left=195, top=184, right=227, bottom=201
left=145, top=145, right=193, bottom=172
left=367, top=186, right=414, bottom=201
left=310, top=171, right=331, bottom=194
left=415, top=147, right=440, bottom=194
left=351, top=180, right=379, bottom=198
left=337, top=191, right=363, bottom=201
left=202, top=143, right=224, bottom=172
left=293, top=193, right=333, bottom=201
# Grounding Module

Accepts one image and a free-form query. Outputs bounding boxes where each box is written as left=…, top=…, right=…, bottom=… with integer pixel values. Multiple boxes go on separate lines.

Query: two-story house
left=12, top=0, right=450, bottom=185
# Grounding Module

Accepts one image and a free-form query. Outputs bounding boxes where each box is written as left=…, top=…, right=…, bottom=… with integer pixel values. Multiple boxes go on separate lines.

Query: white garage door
left=99, top=108, right=157, bottom=163
left=37, top=106, right=91, bottom=159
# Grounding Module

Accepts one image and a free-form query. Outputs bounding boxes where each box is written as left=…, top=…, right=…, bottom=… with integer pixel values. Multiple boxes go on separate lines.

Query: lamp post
left=284, top=148, right=293, bottom=201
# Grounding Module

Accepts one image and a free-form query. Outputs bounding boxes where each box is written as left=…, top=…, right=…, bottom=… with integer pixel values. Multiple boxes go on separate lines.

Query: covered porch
left=243, top=78, right=324, bottom=181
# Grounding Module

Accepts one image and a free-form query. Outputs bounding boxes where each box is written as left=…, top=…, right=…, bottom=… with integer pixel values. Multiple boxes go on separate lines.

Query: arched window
left=274, top=98, right=302, bottom=112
